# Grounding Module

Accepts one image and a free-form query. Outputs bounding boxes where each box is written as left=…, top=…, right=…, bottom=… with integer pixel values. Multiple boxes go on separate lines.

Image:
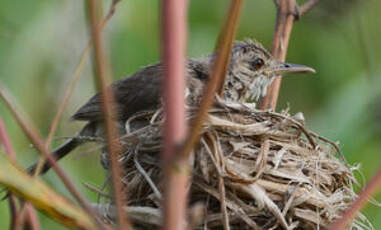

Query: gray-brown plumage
left=72, top=60, right=209, bottom=122
left=28, top=39, right=315, bottom=175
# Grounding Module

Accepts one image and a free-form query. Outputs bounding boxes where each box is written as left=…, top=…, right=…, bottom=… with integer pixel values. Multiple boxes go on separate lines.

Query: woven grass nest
left=92, top=100, right=370, bottom=230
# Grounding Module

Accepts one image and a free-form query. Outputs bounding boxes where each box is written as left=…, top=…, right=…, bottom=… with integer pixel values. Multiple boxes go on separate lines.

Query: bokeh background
left=0, top=0, right=380, bottom=229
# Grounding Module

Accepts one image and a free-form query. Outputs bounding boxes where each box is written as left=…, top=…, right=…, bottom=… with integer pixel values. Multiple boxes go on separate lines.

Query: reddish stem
left=329, top=168, right=381, bottom=230
left=299, top=0, right=319, bottom=16
left=0, top=119, right=16, bottom=160
left=259, top=0, right=320, bottom=110
left=86, top=0, right=131, bottom=229
left=180, top=0, right=244, bottom=160
left=0, top=86, right=104, bottom=229
left=1, top=119, right=41, bottom=230
left=0, top=119, right=20, bottom=230
left=8, top=196, right=18, bottom=230
left=259, top=0, right=296, bottom=110
left=161, top=0, right=189, bottom=229
left=44, top=0, right=120, bottom=150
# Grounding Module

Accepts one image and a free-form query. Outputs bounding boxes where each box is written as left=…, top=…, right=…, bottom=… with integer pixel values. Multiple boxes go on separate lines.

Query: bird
left=28, top=39, right=315, bottom=175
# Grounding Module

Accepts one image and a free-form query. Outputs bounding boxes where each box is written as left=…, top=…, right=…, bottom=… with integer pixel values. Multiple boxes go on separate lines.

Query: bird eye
left=252, top=58, right=264, bottom=70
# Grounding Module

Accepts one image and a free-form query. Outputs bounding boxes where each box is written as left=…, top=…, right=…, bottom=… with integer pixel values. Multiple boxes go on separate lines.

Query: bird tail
left=27, top=122, right=97, bottom=175
left=0, top=138, right=81, bottom=200
left=1, top=123, right=97, bottom=200
left=27, top=137, right=80, bottom=175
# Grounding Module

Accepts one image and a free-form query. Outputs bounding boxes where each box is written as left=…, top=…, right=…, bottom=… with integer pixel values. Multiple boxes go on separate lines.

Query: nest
left=92, top=100, right=370, bottom=230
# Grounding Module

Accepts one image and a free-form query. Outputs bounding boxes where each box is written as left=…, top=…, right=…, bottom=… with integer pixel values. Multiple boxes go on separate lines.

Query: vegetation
left=0, top=0, right=380, bottom=229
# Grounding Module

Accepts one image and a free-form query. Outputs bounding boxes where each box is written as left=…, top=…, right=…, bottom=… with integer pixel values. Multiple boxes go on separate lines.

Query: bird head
left=224, top=39, right=316, bottom=102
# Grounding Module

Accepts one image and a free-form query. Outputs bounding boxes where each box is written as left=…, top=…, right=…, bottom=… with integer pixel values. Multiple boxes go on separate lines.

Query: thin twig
left=260, top=0, right=319, bottom=110
left=8, top=196, right=18, bottom=230
left=308, top=131, right=348, bottom=166
left=12, top=201, right=41, bottom=230
left=1, top=120, right=41, bottom=230
left=14, top=204, right=41, bottom=230
left=181, top=0, right=245, bottom=159
left=32, top=45, right=91, bottom=176
left=36, top=0, right=121, bottom=176
left=134, top=147, right=162, bottom=200
left=1, top=115, right=40, bottom=230
left=260, top=110, right=317, bottom=149
left=44, top=46, right=89, bottom=148
left=0, top=119, right=20, bottom=230
left=100, top=0, right=121, bottom=28
left=299, top=0, right=320, bottom=16
left=0, top=84, right=106, bottom=230
left=216, top=135, right=230, bottom=230
left=14, top=202, right=41, bottom=230
left=14, top=206, right=27, bottom=230
left=0, top=119, right=15, bottom=160
left=252, top=138, right=269, bottom=181
left=24, top=204, right=41, bottom=230
left=86, top=0, right=131, bottom=229
left=45, top=0, right=119, bottom=146
left=216, top=0, right=245, bottom=96
left=47, top=0, right=120, bottom=147
left=329, top=168, right=381, bottom=230
left=224, top=137, right=270, bottom=184
left=259, top=0, right=296, bottom=110
left=218, top=175, right=230, bottom=230
left=83, top=182, right=112, bottom=199
left=2, top=1, right=122, bottom=228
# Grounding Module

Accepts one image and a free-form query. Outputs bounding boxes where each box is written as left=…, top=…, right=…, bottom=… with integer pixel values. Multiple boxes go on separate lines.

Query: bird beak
left=270, top=62, right=316, bottom=75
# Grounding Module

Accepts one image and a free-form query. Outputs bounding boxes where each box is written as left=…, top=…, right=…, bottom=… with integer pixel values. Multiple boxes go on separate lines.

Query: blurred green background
left=0, top=0, right=380, bottom=229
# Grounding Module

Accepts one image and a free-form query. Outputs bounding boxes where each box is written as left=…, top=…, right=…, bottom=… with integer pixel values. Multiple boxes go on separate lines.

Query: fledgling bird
left=28, top=39, right=315, bottom=175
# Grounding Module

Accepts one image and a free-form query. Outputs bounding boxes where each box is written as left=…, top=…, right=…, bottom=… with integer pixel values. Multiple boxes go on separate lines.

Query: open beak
left=270, top=62, right=316, bottom=75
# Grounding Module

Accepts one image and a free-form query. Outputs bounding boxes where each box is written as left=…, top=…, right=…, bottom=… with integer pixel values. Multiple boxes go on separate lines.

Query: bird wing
left=72, top=63, right=163, bottom=122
